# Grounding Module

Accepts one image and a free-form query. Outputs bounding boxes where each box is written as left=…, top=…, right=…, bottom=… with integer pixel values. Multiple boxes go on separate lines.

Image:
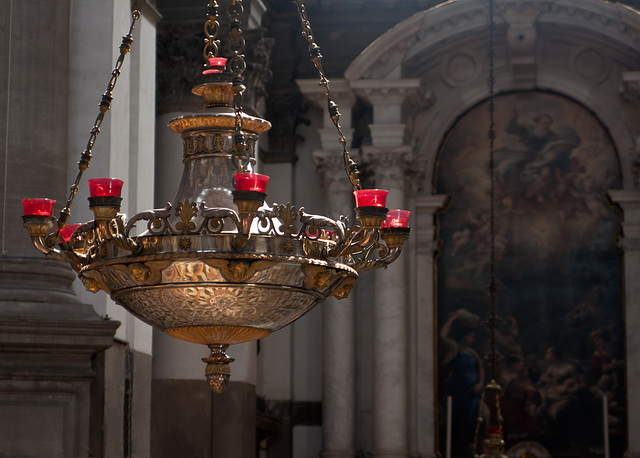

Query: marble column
left=0, top=2, right=119, bottom=457
left=313, top=151, right=358, bottom=458
left=413, top=195, right=449, bottom=458
left=607, top=190, right=640, bottom=457
left=354, top=78, right=421, bottom=458
left=300, top=77, right=358, bottom=457
left=363, top=147, right=413, bottom=458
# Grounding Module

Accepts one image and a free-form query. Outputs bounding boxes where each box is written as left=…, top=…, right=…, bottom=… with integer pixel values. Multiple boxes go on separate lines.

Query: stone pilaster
left=312, top=150, right=357, bottom=458
left=413, top=195, right=449, bottom=458
left=607, top=190, right=640, bottom=457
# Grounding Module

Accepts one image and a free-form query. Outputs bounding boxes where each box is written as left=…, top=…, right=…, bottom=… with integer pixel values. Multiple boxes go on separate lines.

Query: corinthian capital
left=312, top=150, right=354, bottom=192
left=362, top=146, right=414, bottom=190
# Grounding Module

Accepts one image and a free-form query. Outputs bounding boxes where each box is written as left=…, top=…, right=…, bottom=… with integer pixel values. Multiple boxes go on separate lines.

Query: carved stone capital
left=312, top=150, right=354, bottom=192
left=362, top=146, right=414, bottom=189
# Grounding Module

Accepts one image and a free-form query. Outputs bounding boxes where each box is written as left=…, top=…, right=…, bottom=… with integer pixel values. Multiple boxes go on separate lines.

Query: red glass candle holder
left=488, top=426, right=502, bottom=435
left=203, top=57, right=227, bottom=74
left=88, top=178, right=124, bottom=197
left=22, top=198, right=56, bottom=216
left=60, top=223, right=82, bottom=242
left=381, top=210, right=411, bottom=228
left=234, top=173, right=269, bottom=192
left=354, top=189, right=388, bottom=208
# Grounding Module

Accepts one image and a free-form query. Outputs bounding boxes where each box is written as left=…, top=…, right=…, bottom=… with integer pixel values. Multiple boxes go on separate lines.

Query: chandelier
left=20, top=0, right=411, bottom=393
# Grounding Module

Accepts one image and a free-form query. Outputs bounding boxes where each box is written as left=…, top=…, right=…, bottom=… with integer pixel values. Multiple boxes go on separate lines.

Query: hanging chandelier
left=20, top=0, right=411, bottom=392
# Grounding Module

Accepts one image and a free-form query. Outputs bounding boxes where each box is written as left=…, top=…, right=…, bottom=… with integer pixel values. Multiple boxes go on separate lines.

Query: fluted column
left=301, top=77, right=358, bottom=457
left=607, top=190, right=640, bottom=457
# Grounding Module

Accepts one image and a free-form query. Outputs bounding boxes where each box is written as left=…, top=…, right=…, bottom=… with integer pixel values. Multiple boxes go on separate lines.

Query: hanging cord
left=485, top=0, right=501, bottom=382
left=292, top=0, right=362, bottom=192
left=473, top=1, right=505, bottom=455
left=58, top=4, right=143, bottom=228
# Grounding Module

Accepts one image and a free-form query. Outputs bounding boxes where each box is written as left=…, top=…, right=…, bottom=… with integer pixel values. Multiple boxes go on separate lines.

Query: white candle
left=603, top=394, right=610, bottom=458
left=446, top=396, right=452, bottom=458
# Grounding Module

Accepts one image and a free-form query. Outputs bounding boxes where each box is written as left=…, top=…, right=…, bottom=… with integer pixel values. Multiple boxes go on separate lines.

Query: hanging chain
left=292, top=0, right=362, bottom=191
left=203, top=1, right=221, bottom=65
left=58, top=5, right=143, bottom=228
left=486, top=0, right=500, bottom=383
left=226, top=0, right=253, bottom=172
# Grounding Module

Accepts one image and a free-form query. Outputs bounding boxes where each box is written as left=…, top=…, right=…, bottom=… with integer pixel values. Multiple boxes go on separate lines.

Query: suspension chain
left=203, top=1, right=221, bottom=65
left=58, top=5, right=142, bottom=227
left=292, top=0, right=362, bottom=191
left=225, top=0, right=253, bottom=173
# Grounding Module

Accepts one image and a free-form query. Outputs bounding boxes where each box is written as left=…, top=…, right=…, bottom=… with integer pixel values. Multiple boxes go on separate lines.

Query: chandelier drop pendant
left=21, top=0, right=411, bottom=392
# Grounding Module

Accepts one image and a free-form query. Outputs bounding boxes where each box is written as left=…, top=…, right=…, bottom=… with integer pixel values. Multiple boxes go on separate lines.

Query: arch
left=344, top=0, right=640, bottom=191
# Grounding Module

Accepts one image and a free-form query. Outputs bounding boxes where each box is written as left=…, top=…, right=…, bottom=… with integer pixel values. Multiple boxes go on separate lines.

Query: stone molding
left=350, top=79, right=424, bottom=107
left=345, top=0, right=640, bottom=81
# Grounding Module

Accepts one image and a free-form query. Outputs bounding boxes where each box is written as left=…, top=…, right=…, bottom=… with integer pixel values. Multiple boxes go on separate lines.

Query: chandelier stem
left=58, top=4, right=143, bottom=229
left=292, top=0, right=362, bottom=192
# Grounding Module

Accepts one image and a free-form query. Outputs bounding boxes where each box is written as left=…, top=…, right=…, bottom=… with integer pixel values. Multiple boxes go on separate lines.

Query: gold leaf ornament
left=175, top=200, right=198, bottom=234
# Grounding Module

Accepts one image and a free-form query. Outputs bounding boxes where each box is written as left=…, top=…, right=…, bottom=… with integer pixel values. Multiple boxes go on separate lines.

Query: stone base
left=0, top=311, right=119, bottom=457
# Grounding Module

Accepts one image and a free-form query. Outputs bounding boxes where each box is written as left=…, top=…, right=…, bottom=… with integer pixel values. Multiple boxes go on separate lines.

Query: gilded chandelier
left=21, top=0, right=411, bottom=392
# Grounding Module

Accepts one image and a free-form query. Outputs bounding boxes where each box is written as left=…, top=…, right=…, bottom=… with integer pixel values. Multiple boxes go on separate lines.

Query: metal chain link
left=58, top=5, right=143, bottom=227
left=203, top=1, right=221, bottom=65
left=292, top=0, right=362, bottom=191
left=226, top=0, right=253, bottom=172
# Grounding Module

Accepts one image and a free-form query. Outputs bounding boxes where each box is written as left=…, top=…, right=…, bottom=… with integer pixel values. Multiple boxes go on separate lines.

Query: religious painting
left=435, top=92, right=624, bottom=457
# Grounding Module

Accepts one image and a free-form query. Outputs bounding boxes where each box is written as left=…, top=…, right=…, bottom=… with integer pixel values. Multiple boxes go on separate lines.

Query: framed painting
left=435, top=91, right=625, bottom=457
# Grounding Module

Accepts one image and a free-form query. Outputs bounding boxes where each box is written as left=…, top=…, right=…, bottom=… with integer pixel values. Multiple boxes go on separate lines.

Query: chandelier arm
left=27, top=228, right=89, bottom=269
left=58, top=5, right=143, bottom=228
left=298, top=208, right=346, bottom=241
left=125, top=203, right=173, bottom=235
left=351, top=246, right=401, bottom=273
left=327, top=225, right=367, bottom=258
left=292, top=0, right=362, bottom=192
left=108, top=215, right=142, bottom=253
